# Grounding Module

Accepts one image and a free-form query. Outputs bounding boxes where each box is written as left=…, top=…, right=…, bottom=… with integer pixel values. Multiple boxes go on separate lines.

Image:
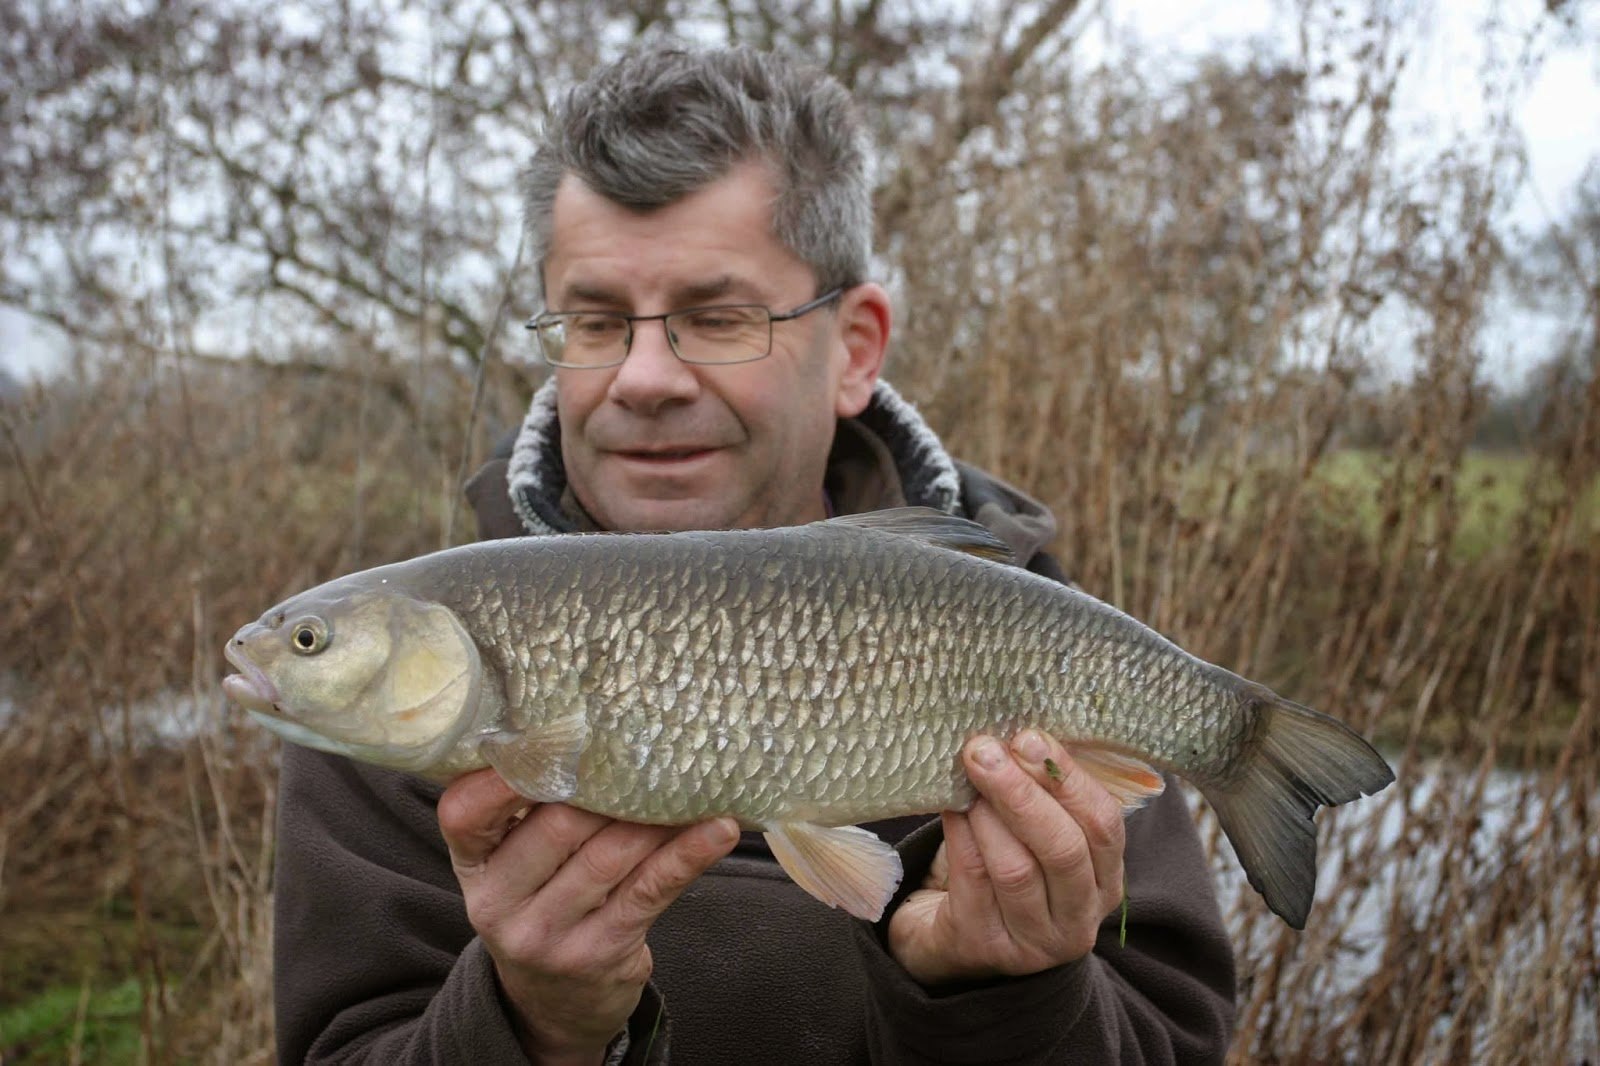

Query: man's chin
left=584, top=483, right=745, bottom=533
left=609, top=501, right=742, bottom=533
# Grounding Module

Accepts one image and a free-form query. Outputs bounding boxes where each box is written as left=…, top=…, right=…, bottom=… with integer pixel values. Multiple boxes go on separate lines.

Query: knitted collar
left=505, top=379, right=961, bottom=536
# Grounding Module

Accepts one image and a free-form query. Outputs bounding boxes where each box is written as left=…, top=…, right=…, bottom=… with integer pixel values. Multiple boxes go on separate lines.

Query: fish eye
left=289, top=619, right=328, bottom=654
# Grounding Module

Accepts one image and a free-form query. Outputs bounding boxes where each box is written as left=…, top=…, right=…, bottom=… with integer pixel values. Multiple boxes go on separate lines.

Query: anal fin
left=1070, top=747, right=1166, bottom=812
left=764, top=822, right=903, bottom=922
left=477, top=710, right=589, bottom=803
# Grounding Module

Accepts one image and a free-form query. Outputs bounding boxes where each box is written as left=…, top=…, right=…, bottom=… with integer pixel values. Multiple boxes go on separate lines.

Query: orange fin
left=764, top=822, right=903, bottom=922
left=1070, top=747, right=1166, bottom=812
left=477, top=711, right=589, bottom=803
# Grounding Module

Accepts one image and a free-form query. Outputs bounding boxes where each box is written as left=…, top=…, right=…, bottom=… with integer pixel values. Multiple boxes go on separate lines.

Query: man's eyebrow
left=557, top=277, right=756, bottom=310
left=671, top=277, right=743, bottom=305
left=559, top=282, right=629, bottom=307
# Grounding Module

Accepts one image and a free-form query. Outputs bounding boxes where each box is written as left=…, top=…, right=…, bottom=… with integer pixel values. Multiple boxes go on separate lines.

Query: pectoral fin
left=477, top=711, right=589, bottom=802
left=763, top=822, right=903, bottom=922
left=1071, top=747, right=1167, bottom=812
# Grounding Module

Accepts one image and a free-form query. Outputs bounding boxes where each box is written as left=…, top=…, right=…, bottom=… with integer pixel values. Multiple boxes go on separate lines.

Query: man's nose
left=606, top=318, right=700, bottom=411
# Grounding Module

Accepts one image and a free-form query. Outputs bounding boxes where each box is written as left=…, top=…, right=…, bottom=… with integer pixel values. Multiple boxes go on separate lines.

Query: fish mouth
left=222, top=641, right=281, bottom=715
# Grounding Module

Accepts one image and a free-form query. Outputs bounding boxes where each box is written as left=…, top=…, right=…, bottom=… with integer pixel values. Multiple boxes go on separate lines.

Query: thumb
left=886, top=887, right=949, bottom=980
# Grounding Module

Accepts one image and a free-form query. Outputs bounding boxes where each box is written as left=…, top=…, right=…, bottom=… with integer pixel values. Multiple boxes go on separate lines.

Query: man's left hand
left=887, top=729, right=1127, bottom=986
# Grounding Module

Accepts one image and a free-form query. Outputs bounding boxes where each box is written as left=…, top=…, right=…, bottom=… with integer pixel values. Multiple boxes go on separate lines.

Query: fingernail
left=1013, top=730, right=1048, bottom=762
left=970, top=737, right=1005, bottom=769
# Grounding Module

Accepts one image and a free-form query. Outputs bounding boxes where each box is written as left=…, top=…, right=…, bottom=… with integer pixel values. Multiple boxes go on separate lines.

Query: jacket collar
left=505, top=379, right=964, bottom=537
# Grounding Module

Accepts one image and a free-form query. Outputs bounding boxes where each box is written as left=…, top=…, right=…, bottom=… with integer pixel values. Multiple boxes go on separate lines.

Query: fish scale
left=224, top=507, right=1393, bottom=926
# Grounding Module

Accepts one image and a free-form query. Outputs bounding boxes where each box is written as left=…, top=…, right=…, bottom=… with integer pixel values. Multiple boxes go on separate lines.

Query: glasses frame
left=525, top=287, right=846, bottom=369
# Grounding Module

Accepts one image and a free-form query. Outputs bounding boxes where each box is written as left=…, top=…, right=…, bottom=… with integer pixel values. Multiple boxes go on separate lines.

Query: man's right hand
left=438, top=768, right=740, bottom=1066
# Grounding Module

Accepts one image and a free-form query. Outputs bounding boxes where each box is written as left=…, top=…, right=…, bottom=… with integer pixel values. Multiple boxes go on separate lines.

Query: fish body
left=224, top=509, right=1393, bottom=926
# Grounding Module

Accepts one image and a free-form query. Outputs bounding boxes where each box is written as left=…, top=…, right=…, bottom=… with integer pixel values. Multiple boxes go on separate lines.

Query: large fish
left=223, top=508, right=1393, bottom=927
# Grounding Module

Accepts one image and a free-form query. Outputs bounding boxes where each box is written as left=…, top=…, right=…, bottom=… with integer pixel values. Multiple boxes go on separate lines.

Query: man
left=273, top=44, right=1235, bottom=1065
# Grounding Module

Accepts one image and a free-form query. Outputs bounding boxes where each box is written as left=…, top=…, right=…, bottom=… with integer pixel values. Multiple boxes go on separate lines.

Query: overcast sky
left=3, top=0, right=1595, bottom=385
left=1103, top=0, right=1597, bottom=229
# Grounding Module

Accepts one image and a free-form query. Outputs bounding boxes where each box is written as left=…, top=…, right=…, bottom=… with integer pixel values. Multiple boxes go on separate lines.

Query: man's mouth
left=616, top=447, right=717, bottom=463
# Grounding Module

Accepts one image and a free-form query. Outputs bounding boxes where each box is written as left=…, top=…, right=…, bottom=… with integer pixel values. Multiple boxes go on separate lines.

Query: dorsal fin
left=826, top=506, right=1016, bottom=564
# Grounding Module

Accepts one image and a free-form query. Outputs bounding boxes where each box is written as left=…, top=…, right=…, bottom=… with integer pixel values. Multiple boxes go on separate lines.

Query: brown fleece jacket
left=271, top=406, right=1236, bottom=1065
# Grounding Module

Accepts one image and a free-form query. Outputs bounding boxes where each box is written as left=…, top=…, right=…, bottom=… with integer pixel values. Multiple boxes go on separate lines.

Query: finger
left=437, top=768, right=536, bottom=872
left=938, top=808, right=1003, bottom=941
left=540, top=819, right=684, bottom=927
left=965, top=735, right=1096, bottom=916
left=477, top=801, right=616, bottom=904
left=1010, top=732, right=1125, bottom=902
left=609, top=817, right=741, bottom=931
left=924, top=842, right=950, bottom=892
left=966, top=794, right=1051, bottom=941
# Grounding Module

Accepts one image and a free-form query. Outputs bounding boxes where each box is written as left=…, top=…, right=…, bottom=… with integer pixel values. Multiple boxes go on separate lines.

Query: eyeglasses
left=525, top=288, right=845, bottom=369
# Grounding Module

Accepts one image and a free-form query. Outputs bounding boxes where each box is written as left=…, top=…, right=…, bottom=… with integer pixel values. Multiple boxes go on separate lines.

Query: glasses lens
left=667, top=306, right=771, bottom=364
left=537, top=313, right=629, bottom=367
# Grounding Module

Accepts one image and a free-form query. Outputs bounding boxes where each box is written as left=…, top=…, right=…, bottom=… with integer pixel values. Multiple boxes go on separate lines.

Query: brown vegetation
left=2, top=0, right=1596, bottom=1061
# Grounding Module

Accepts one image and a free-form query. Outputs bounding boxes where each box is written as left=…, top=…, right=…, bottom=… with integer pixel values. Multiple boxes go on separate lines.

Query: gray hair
left=521, top=44, right=872, bottom=298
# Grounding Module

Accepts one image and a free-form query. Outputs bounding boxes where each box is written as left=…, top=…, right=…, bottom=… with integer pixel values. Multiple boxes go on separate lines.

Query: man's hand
left=437, top=769, right=740, bottom=1066
left=887, top=730, right=1126, bottom=987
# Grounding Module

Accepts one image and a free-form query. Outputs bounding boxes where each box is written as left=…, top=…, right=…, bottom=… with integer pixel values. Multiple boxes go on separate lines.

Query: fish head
left=223, top=580, right=483, bottom=772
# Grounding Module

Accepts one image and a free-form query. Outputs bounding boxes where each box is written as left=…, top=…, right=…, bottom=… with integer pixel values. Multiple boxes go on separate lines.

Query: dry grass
left=2, top=2, right=1596, bottom=1062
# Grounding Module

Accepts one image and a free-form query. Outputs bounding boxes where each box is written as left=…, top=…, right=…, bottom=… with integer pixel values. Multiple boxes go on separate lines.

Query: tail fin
left=1203, top=687, right=1394, bottom=928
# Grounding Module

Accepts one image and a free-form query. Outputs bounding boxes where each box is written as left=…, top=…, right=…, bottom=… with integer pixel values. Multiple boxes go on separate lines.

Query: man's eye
left=684, top=310, right=756, bottom=332
left=571, top=316, right=624, bottom=336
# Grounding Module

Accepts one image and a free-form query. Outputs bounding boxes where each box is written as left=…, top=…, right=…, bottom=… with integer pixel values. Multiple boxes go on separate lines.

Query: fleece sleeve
left=271, top=745, right=670, bottom=1066
left=854, top=784, right=1236, bottom=1064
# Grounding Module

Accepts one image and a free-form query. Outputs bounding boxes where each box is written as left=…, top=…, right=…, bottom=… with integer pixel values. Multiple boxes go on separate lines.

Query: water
left=1193, top=755, right=1600, bottom=1058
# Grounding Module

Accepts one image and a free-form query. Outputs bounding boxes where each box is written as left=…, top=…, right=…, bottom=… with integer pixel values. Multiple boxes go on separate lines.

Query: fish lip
left=223, top=640, right=281, bottom=713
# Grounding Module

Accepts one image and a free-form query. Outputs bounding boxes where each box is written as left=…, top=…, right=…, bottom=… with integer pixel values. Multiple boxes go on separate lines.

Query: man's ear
left=833, top=283, right=892, bottom=418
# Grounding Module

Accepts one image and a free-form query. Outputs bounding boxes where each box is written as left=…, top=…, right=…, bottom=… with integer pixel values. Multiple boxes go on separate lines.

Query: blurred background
left=2, top=0, right=1596, bottom=1061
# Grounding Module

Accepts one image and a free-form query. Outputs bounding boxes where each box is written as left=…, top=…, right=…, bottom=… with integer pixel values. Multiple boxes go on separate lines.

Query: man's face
left=542, top=162, right=885, bottom=532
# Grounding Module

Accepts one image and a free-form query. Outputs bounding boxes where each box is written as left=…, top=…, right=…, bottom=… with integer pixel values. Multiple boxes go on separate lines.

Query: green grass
left=0, top=978, right=145, bottom=1065
left=1181, top=448, right=1599, bottom=563
left=1313, top=448, right=1571, bottom=559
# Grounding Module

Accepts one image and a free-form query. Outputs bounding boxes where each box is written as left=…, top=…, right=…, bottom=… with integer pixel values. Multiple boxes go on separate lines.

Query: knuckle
left=1103, top=883, right=1126, bottom=917
left=624, top=834, right=717, bottom=915
left=537, top=803, right=597, bottom=844
left=437, top=772, right=518, bottom=832
left=623, top=858, right=676, bottom=912
left=621, top=945, right=654, bottom=986
left=1080, top=802, right=1125, bottom=850
left=1037, top=825, right=1087, bottom=870
left=577, top=838, right=633, bottom=886
left=462, top=894, right=497, bottom=934
left=953, top=847, right=989, bottom=882
left=994, top=764, right=1038, bottom=806
left=1060, top=929, right=1097, bottom=963
left=435, top=790, right=472, bottom=837
left=989, top=857, right=1037, bottom=895
left=489, top=912, right=558, bottom=963
left=674, top=828, right=717, bottom=869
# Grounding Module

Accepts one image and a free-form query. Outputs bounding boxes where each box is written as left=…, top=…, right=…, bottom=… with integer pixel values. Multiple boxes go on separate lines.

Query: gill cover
left=361, top=595, right=485, bottom=770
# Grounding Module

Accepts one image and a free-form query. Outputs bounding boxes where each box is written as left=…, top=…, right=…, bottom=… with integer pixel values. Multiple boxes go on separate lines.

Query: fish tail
left=1202, top=686, right=1394, bottom=928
